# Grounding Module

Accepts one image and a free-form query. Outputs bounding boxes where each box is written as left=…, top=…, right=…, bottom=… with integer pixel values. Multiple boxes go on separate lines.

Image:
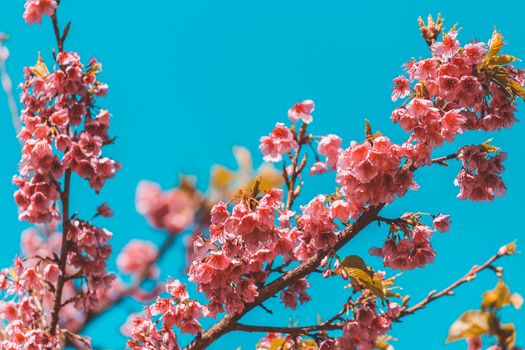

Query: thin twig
left=400, top=246, right=508, bottom=317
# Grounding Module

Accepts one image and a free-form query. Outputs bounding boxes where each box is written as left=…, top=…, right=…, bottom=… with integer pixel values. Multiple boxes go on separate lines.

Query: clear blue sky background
left=0, top=1, right=524, bottom=349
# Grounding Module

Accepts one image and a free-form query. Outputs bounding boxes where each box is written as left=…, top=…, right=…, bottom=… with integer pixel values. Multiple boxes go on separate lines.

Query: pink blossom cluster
left=294, top=195, right=339, bottom=261
left=128, top=280, right=205, bottom=350
left=336, top=301, right=394, bottom=350
left=66, top=220, right=115, bottom=311
left=117, top=239, right=159, bottom=277
left=1, top=224, right=126, bottom=342
left=188, top=189, right=290, bottom=316
left=136, top=181, right=200, bottom=234
left=14, top=52, right=119, bottom=223
left=336, top=135, right=417, bottom=207
left=188, top=189, right=358, bottom=316
left=369, top=224, right=437, bottom=270
left=310, top=134, right=343, bottom=175
left=0, top=260, right=64, bottom=349
left=279, top=278, right=311, bottom=310
left=455, top=145, right=507, bottom=201
left=23, top=0, right=57, bottom=25
left=259, top=122, right=298, bottom=162
left=18, top=225, right=89, bottom=330
left=391, top=29, right=524, bottom=167
left=288, top=99, right=315, bottom=124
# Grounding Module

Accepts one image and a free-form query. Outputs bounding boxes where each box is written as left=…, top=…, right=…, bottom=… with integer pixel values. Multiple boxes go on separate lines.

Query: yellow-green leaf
left=489, top=54, right=519, bottom=65
left=511, top=81, right=525, bottom=100
left=341, top=255, right=386, bottom=299
left=29, top=53, right=49, bottom=78
left=446, top=310, right=491, bottom=342
left=485, top=28, right=505, bottom=64
left=498, top=241, right=518, bottom=256
left=376, top=335, right=396, bottom=350
left=340, top=255, right=374, bottom=278
left=365, top=119, right=373, bottom=141
left=482, top=279, right=523, bottom=311
left=210, top=165, right=235, bottom=189
left=480, top=139, right=500, bottom=154
left=255, top=163, right=283, bottom=191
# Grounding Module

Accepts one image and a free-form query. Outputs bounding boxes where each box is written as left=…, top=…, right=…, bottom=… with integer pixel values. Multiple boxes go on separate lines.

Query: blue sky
left=0, top=1, right=524, bottom=349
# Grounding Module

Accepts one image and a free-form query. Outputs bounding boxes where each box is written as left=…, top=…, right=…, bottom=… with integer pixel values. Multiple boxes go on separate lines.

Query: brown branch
left=233, top=323, right=343, bottom=335
left=51, top=15, right=63, bottom=53
left=48, top=1, right=71, bottom=336
left=431, top=153, right=457, bottom=166
left=50, top=169, right=71, bottom=335
left=285, top=123, right=308, bottom=209
left=399, top=245, right=510, bottom=317
left=184, top=205, right=384, bottom=350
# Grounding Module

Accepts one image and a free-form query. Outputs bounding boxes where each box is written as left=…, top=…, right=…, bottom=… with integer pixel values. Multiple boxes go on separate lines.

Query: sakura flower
left=463, top=42, right=488, bottom=65
left=433, top=214, right=451, bottom=232
left=288, top=99, right=315, bottom=124
left=318, top=134, right=342, bottom=168
left=259, top=122, right=298, bottom=162
left=23, top=0, right=57, bottom=25
left=370, top=225, right=436, bottom=270
left=391, top=75, right=411, bottom=101
left=117, top=239, right=158, bottom=276
left=431, top=30, right=460, bottom=59
left=336, top=135, right=417, bottom=206
left=455, top=146, right=507, bottom=202
left=309, top=161, right=328, bottom=175
left=96, top=203, right=114, bottom=218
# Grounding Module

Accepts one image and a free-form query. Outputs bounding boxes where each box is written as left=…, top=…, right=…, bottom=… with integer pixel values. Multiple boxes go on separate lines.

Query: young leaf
left=498, top=240, right=518, bottom=255
left=365, top=119, right=374, bottom=141
left=484, top=28, right=505, bottom=65
left=29, top=53, right=50, bottom=78
left=210, top=165, right=236, bottom=190
left=482, top=279, right=523, bottom=311
left=446, top=310, right=490, bottom=342
left=340, top=255, right=386, bottom=299
left=340, top=255, right=374, bottom=278
left=511, top=81, right=525, bottom=101
left=489, top=54, right=519, bottom=65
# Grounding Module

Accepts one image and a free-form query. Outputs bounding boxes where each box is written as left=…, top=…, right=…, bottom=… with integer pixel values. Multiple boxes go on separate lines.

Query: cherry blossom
left=259, top=122, right=298, bottom=162
left=23, top=0, right=57, bottom=25
left=288, top=99, right=315, bottom=124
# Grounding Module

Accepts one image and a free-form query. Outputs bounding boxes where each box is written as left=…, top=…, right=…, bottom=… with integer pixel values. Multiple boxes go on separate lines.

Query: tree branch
left=233, top=323, right=343, bottom=335
left=50, top=169, right=71, bottom=335
left=184, top=205, right=384, bottom=350
left=399, top=245, right=510, bottom=317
